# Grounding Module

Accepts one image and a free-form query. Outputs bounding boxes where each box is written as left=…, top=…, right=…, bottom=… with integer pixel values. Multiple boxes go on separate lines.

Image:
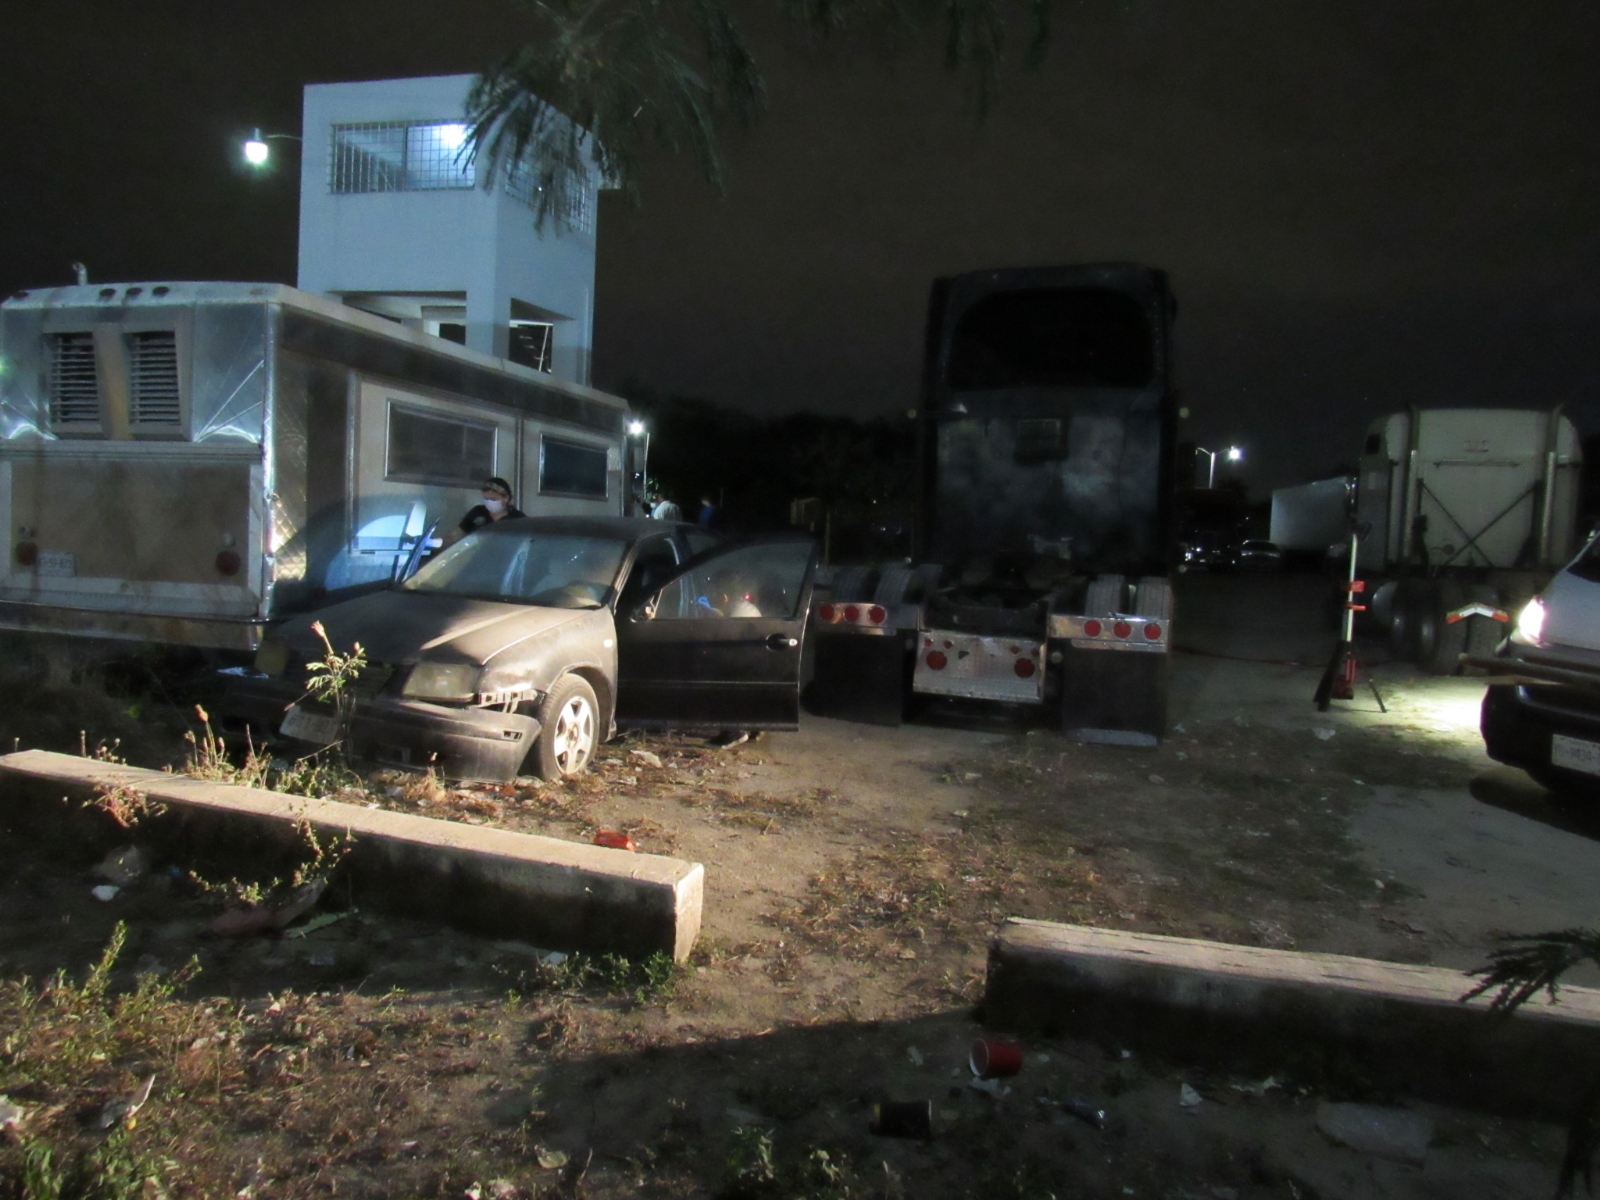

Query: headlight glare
left=254, top=639, right=289, bottom=678
left=1512, top=597, right=1545, bottom=645
left=402, top=662, right=481, bottom=700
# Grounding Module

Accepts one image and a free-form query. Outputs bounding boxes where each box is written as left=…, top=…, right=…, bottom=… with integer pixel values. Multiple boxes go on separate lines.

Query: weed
left=181, top=818, right=350, bottom=907
left=718, top=1128, right=862, bottom=1200
left=88, top=784, right=166, bottom=831
left=304, top=620, right=366, bottom=719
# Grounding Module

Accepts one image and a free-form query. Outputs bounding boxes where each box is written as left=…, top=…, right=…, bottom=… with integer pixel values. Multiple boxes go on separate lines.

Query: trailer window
left=386, top=405, right=497, bottom=487
left=540, top=437, right=608, bottom=499
left=47, top=332, right=101, bottom=432
left=947, top=287, right=1152, bottom=391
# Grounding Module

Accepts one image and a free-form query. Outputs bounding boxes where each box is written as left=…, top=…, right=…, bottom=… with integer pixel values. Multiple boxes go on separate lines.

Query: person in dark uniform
left=457, top=477, right=524, bottom=538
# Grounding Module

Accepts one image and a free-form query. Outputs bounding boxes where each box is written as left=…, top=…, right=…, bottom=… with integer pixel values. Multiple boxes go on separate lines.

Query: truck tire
left=1417, top=581, right=1468, bottom=675
left=1084, top=575, right=1127, bottom=617
left=1388, top=581, right=1422, bottom=662
left=1133, top=577, right=1174, bottom=622
left=529, top=675, right=599, bottom=781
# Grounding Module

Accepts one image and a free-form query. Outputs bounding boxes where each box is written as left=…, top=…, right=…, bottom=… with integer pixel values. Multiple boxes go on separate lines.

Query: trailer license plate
left=36, top=551, right=76, bottom=577
left=1552, top=734, right=1600, bottom=777
left=281, top=705, right=341, bottom=745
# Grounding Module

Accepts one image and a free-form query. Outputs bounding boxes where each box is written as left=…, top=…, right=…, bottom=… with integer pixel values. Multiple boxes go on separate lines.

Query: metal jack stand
left=1314, top=529, right=1387, bottom=713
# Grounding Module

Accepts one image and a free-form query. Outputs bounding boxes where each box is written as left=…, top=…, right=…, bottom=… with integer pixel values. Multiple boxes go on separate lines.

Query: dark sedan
left=222, top=517, right=817, bottom=782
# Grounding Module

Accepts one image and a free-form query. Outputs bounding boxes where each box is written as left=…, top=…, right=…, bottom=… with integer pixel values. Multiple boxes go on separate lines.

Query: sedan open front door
left=614, top=537, right=817, bottom=730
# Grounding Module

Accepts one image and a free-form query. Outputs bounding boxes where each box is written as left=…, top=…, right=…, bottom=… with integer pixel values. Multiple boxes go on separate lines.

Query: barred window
left=504, top=159, right=595, bottom=235
left=330, top=120, right=474, bottom=193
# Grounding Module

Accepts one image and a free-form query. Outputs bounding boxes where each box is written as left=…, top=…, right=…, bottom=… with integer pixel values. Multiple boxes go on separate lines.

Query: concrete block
left=0, top=749, right=702, bottom=962
left=985, top=918, right=1600, bottom=1119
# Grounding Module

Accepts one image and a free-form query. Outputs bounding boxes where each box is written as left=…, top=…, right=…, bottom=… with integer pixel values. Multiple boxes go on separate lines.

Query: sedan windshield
left=403, top=531, right=627, bottom=607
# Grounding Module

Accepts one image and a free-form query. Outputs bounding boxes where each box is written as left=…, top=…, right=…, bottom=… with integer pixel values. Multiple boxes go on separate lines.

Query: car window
left=402, top=531, right=626, bottom=607
left=649, top=541, right=813, bottom=620
left=684, top=530, right=719, bottom=558
left=618, top=535, right=681, bottom=611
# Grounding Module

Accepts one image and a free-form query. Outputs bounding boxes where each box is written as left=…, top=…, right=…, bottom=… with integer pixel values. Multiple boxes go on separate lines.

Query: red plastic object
left=594, top=830, right=637, bottom=851
left=1144, top=622, right=1162, bottom=641
left=1014, top=658, right=1036, bottom=678
left=926, top=650, right=948, bottom=670
left=1112, top=621, right=1132, bottom=639
left=843, top=604, right=860, bottom=622
left=970, top=1037, right=1024, bottom=1079
left=1082, top=619, right=1102, bottom=638
left=14, top=541, right=38, bottom=567
left=818, top=603, right=837, bottom=622
left=215, top=550, right=242, bottom=576
left=868, top=605, right=887, bottom=625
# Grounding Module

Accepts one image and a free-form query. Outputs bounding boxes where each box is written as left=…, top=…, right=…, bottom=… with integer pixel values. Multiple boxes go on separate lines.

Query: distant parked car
left=221, top=517, right=817, bottom=783
left=1481, top=532, right=1600, bottom=795
left=1236, top=540, right=1285, bottom=571
left=1180, top=534, right=1238, bottom=572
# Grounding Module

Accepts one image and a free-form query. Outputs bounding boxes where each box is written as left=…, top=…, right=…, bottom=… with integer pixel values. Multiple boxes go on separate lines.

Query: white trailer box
left=0, top=282, right=632, bottom=651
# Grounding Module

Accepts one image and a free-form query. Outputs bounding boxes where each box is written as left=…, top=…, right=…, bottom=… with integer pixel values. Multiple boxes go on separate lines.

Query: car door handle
left=765, top=633, right=799, bottom=650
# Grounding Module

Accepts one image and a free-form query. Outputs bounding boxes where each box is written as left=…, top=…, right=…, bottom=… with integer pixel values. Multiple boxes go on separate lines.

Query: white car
left=1481, top=534, right=1600, bottom=793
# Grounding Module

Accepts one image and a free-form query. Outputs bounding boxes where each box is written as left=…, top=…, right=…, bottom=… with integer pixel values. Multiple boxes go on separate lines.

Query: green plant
left=718, top=1128, right=862, bottom=1200
left=304, top=621, right=366, bottom=718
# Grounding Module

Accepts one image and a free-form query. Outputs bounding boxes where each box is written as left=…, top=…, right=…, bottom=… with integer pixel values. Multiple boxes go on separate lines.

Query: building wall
left=296, top=74, right=598, bottom=385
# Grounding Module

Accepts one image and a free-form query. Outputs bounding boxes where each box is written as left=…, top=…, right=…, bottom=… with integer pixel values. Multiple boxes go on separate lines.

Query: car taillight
left=868, top=605, right=886, bottom=625
left=1082, top=619, right=1102, bottom=637
left=818, top=603, right=837, bottom=622
left=927, top=650, right=948, bottom=670
left=1113, top=621, right=1131, bottom=639
left=1144, top=623, right=1162, bottom=641
left=1014, top=658, right=1036, bottom=678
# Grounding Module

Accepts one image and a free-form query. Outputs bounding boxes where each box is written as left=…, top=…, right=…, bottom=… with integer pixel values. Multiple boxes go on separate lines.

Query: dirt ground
left=0, top=574, right=1593, bottom=1197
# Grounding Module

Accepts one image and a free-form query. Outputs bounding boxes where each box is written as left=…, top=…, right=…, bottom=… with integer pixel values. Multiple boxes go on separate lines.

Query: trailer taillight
left=927, top=650, right=948, bottom=670
left=1144, top=623, right=1162, bottom=641
left=1112, top=621, right=1131, bottom=639
left=868, top=605, right=886, bottom=625
left=1014, top=658, right=1036, bottom=678
left=818, top=603, right=837, bottom=622
left=843, top=604, right=860, bottom=622
left=215, top=550, right=241, bottom=577
left=1082, top=619, right=1102, bottom=637
left=14, top=542, right=38, bottom=568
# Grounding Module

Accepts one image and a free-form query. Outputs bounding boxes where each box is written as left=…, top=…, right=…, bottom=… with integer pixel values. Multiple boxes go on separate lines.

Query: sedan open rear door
left=614, top=537, right=817, bottom=729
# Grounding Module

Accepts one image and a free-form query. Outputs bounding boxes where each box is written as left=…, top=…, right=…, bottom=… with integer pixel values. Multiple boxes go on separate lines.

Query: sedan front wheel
left=531, top=675, right=599, bottom=780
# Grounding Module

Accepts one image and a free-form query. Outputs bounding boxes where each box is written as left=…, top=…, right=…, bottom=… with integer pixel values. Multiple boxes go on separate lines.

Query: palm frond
left=1461, top=928, right=1600, bottom=1014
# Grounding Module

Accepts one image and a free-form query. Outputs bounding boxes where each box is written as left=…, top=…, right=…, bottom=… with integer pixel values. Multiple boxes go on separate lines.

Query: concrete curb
left=985, top=918, right=1600, bottom=1119
left=0, top=749, right=703, bottom=962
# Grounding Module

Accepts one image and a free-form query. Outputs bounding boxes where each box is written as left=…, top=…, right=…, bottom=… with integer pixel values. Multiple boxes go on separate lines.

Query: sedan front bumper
left=220, top=676, right=540, bottom=783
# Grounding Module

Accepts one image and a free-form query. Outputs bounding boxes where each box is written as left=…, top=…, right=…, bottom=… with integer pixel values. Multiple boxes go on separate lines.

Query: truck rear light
left=844, top=604, right=860, bottom=622
left=1014, top=658, right=1036, bottom=678
left=215, top=550, right=241, bottom=577
left=868, top=605, right=886, bottom=625
left=1082, top=619, right=1102, bottom=637
left=14, top=541, right=38, bottom=567
left=1113, top=621, right=1131, bottom=639
left=927, top=650, right=948, bottom=670
left=818, top=603, right=837, bottom=622
left=1144, top=622, right=1162, bottom=641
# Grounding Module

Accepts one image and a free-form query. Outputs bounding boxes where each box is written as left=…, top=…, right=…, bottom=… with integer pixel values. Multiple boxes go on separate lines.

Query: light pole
left=1196, top=444, right=1242, bottom=489
left=627, top=419, right=651, bottom=514
left=242, top=128, right=302, bottom=168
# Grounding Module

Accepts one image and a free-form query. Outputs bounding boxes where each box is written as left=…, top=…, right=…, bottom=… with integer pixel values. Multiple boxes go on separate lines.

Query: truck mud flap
left=805, top=633, right=908, bottom=726
left=1058, top=643, right=1168, bottom=746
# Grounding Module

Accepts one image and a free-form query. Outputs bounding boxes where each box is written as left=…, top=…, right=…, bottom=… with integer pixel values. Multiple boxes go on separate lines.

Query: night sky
left=5, top=1, right=1599, bottom=493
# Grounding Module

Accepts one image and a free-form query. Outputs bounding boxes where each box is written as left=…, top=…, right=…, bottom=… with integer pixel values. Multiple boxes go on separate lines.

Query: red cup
left=970, top=1038, right=1024, bottom=1079
left=593, top=830, right=637, bottom=852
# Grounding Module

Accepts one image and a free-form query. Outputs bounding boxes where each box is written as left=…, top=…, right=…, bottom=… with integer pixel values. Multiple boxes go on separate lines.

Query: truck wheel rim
left=553, top=695, right=595, bottom=775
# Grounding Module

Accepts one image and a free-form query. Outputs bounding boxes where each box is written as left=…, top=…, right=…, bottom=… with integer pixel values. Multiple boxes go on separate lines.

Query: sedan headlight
left=402, top=662, right=481, bottom=700
left=254, top=639, right=290, bottom=678
left=1511, top=597, right=1546, bottom=646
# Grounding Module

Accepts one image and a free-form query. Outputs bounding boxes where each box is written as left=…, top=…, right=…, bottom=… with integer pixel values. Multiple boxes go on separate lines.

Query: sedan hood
left=277, top=590, right=591, bottom=665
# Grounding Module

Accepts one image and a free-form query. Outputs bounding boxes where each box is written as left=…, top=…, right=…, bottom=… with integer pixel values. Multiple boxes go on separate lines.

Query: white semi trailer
left=1269, top=476, right=1353, bottom=563
left=1355, top=407, right=1582, bottom=673
left=0, top=282, right=634, bottom=652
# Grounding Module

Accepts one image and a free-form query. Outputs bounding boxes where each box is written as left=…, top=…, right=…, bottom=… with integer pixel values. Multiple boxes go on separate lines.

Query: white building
left=296, top=74, right=601, bottom=386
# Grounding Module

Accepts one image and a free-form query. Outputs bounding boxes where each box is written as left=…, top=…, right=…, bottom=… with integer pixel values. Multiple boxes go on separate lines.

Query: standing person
left=457, top=477, right=524, bottom=538
left=697, top=494, right=718, bottom=530
left=650, top=491, right=682, bottom=522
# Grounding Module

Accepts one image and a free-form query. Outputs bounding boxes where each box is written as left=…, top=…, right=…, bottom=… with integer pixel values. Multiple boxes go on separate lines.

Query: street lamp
left=1196, top=444, right=1242, bottom=489
left=626, top=419, right=651, bottom=514
left=242, top=128, right=301, bottom=168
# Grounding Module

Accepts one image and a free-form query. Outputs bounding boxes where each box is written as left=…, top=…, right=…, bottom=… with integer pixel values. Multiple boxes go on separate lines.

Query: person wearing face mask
left=457, top=477, right=524, bottom=537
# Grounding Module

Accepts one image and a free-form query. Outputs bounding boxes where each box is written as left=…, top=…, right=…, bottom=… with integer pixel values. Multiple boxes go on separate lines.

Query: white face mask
left=484, top=496, right=507, bottom=515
